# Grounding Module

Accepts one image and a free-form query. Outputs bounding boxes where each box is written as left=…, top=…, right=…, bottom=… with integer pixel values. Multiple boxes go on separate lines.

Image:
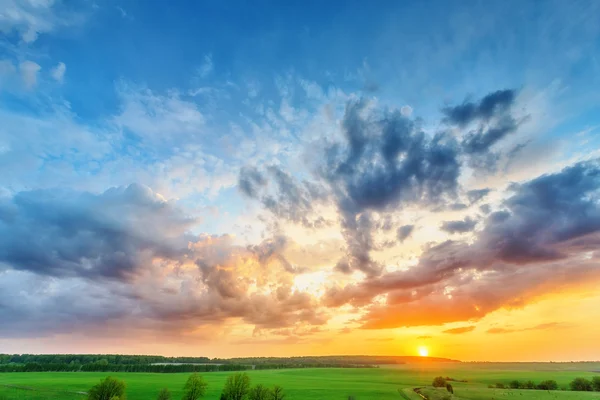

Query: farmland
left=1, top=363, right=599, bottom=400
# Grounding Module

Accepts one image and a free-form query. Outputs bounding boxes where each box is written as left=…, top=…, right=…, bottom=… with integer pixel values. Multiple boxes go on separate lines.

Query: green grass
left=1, top=364, right=599, bottom=400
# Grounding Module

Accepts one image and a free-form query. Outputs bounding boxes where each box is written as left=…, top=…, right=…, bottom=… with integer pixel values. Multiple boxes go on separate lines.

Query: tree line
left=0, top=363, right=250, bottom=373
left=87, top=373, right=285, bottom=400
left=488, top=376, right=600, bottom=392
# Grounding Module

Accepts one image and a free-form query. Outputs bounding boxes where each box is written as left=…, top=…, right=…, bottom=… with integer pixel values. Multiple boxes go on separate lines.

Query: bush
left=87, top=377, right=126, bottom=400
left=445, top=383, right=453, bottom=394
left=509, top=380, right=521, bottom=389
left=182, top=374, right=208, bottom=400
left=495, top=383, right=505, bottom=389
left=157, top=388, right=171, bottom=400
left=537, top=380, right=558, bottom=390
left=570, top=377, right=593, bottom=391
left=432, top=376, right=447, bottom=387
left=592, top=376, right=600, bottom=392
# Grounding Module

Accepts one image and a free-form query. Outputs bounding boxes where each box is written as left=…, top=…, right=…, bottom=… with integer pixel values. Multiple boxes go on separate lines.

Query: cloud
left=197, top=54, right=213, bottom=78
left=0, top=0, right=84, bottom=43
left=442, top=326, right=475, bottom=334
left=324, top=159, right=600, bottom=328
left=0, top=185, right=328, bottom=338
left=397, top=224, right=414, bottom=242
left=486, top=322, right=565, bottom=334
left=417, top=335, right=432, bottom=339
left=50, top=62, right=66, bottom=83
left=443, top=89, right=516, bottom=128
left=467, top=188, right=491, bottom=204
left=440, top=216, right=477, bottom=234
left=19, top=60, right=41, bottom=88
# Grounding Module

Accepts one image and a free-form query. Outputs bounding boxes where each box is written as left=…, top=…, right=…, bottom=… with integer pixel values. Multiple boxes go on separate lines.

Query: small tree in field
left=592, top=376, right=600, bottom=392
left=157, top=388, right=171, bottom=400
left=537, top=380, right=558, bottom=391
left=570, top=377, right=593, bottom=391
left=445, top=383, right=453, bottom=394
left=271, top=385, right=285, bottom=400
left=88, top=377, right=126, bottom=400
left=248, top=384, right=271, bottom=400
left=222, top=373, right=251, bottom=400
left=182, top=374, right=208, bottom=400
left=432, top=376, right=447, bottom=387
left=523, top=380, right=536, bottom=389
left=509, top=380, right=521, bottom=389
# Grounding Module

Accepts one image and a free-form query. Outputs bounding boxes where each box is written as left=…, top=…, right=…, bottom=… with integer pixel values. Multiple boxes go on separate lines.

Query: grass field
left=1, top=363, right=599, bottom=400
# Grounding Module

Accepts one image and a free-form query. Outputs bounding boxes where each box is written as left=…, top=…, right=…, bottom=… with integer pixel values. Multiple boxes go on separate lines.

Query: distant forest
left=0, top=354, right=458, bottom=373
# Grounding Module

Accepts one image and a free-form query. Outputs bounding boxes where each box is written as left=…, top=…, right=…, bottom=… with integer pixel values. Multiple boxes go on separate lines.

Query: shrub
left=87, top=377, right=126, bottom=400
left=495, top=383, right=505, bottom=389
left=445, top=383, right=453, bottom=394
left=182, top=374, right=208, bottom=400
left=432, top=376, right=447, bottom=387
left=537, top=380, right=558, bottom=390
left=157, top=388, right=171, bottom=400
left=509, top=380, right=521, bottom=389
left=570, top=377, right=593, bottom=391
left=592, top=376, right=600, bottom=392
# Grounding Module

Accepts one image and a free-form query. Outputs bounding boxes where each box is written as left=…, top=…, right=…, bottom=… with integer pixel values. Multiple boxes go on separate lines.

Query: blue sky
left=1, top=0, right=600, bottom=360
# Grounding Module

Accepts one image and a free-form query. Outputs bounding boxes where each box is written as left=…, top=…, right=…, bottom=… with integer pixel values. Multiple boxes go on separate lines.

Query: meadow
left=1, top=363, right=599, bottom=400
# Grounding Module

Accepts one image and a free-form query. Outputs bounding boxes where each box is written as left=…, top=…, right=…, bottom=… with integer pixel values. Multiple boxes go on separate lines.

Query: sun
left=418, top=346, right=429, bottom=357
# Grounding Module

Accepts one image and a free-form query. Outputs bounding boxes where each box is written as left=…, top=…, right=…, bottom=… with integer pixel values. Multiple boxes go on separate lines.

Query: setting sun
left=418, top=346, right=429, bottom=357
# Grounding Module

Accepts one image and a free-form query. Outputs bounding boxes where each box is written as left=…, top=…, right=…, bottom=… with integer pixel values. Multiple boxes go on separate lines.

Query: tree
left=432, top=377, right=447, bottom=388
left=248, top=384, right=271, bottom=400
left=157, top=388, right=171, bottom=400
left=445, top=383, right=453, bottom=394
left=271, top=385, right=285, bottom=400
left=182, top=374, right=208, bottom=400
left=570, top=377, right=593, bottom=391
left=523, top=380, right=536, bottom=389
left=222, top=373, right=251, bottom=400
left=537, top=380, right=558, bottom=391
left=495, top=383, right=505, bottom=389
left=592, top=376, right=600, bottom=392
left=87, top=377, right=126, bottom=400
left=509, top=380, right=521, bottom=389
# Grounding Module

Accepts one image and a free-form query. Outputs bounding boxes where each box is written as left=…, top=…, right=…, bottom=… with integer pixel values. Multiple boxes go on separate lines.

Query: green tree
left=271, top=386, right=284, bottom=400
left=445, top=383, right=453, bottom=394
left=537, top=380, right=558, bottom=391
left=157, top=388, right=171, bottom=400
left=87, top=377, right=126, bottom=400
left=248, top=385, right=270, bottom=400
left=592, top=376, right=600, bottom=392
left=509, top=380, right=521, bottom=389
left=222, top=373, right=251, bottom=400
left=523, top=380, right=536, bottom=389
left=432, top=377, right=447, bottom=388
left=182, top=374, right=208, bottom=400
left=570, top=378, right=593, bottom=391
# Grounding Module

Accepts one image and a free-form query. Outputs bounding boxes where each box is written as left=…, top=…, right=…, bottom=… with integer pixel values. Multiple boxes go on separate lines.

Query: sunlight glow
left=418, top=346, right=429, bottom=357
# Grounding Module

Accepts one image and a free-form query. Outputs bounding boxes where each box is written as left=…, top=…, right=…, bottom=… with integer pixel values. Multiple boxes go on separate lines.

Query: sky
left=1, top=0, right=600, bottom=362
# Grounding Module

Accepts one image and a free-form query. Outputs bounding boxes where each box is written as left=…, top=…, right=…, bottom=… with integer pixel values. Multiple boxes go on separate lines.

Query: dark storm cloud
left=324, top=160, right=600, bottom=328
left=0, top=183, right=194, bottom=280
left=440, top=216, right=477, bottom=234
left=442, top=326, right=475, bottom=334
left=397, top=225, right=415, bottom=242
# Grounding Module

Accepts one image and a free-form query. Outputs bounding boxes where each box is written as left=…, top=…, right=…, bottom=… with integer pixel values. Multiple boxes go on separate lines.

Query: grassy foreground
left=1, top=363, right=599, bottom=400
